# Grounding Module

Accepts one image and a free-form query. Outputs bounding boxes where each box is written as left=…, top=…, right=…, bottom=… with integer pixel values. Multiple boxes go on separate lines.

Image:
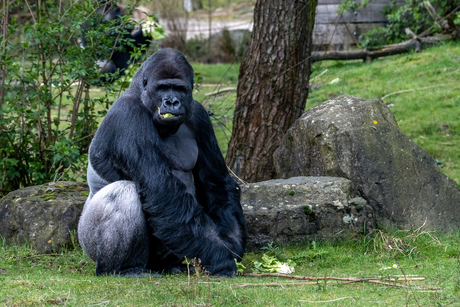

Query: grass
left=191, top=40, right=460, bottom=183
left=307, top=40, right=460, bottom=184
left=1, top=229, right=459, bottom=306
left=192, top=62, right=241, bottom=85
left=192, top=62, right=240, bottom=155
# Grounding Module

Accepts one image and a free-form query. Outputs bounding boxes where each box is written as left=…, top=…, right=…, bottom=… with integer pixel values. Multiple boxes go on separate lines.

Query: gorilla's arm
left=90, top=97, right=244, bottom=276
left=191, top=102, right=247, bottom=261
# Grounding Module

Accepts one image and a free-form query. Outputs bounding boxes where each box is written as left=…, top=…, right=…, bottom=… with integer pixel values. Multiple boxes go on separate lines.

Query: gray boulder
left=241, top=176, right=374, bottom=249
left=0, top=177, right=373, bottom=252
left=0, top=181, right=89, bottom=253
left=274, top=95, right=460, bottom=230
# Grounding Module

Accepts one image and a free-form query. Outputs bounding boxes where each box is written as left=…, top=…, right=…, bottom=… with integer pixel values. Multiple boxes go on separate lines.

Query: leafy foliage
left=0, top=0, right=155, bottom=194
left=253, top=254, right=295, bottom=274
left=360, top=0, right=459, bottom=47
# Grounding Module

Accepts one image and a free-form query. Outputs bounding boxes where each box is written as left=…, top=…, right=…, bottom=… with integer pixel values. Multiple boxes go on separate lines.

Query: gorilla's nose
left=162, top=97, right=181, bottom=111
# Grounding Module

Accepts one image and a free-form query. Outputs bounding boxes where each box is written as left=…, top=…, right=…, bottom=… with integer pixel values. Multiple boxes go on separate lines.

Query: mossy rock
left=274, top=95, right=460, bottom=231
left=0, top=181, right=89, bottom=253
left=241, top=176, right=374, bottom=249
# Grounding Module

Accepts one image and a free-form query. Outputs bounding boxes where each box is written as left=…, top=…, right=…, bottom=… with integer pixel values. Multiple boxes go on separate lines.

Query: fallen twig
left=365, top=280, right=407, bottom=288
left=310, top=69, right=328, bottom=81
left=381, top=83, right=450, bottom=100
left=204, top=87, right=236, bottom=97
left=234, top=280, right=407, bottom=288
left=234, top=282, right=318, bottom=288
left=311, top=35, right=452, bottom=63
left=227, top=166, right=247, bottom=185
left=244, top=272, right=315, bottom=280
left=299, top=297, right=354, bottom=303
left=346, top=277, right=425, bottom=283
left=242, top=273, right=424, bottom=282
left=240, top=273, right=427, bottom=288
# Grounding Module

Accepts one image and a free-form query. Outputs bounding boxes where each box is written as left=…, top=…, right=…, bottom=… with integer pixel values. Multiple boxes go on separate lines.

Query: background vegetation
left=339, top=0, right=460, bottom=47
left=0, top=0, right=155, bottom=194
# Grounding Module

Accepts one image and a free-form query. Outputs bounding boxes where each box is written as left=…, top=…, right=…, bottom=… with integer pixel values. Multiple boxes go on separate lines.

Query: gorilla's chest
left=161, top=124, right=198, bottom=195
left=162, top=124, right=198, bottom=171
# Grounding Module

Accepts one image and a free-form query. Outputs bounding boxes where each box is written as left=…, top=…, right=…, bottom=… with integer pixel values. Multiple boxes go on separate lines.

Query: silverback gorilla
left=78, top=48, right=247, bottom=277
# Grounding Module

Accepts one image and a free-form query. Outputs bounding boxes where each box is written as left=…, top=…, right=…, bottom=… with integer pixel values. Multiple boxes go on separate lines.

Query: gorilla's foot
left=167, top=265, right=196, bottom=275
left=211, top=271, right=236, bottom=278
left=119, top=268, right=162, bottom=278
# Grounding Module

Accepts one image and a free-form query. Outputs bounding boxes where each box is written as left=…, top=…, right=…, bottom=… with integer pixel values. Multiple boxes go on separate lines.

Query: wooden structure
left=313, top=0, right=405, bottom=51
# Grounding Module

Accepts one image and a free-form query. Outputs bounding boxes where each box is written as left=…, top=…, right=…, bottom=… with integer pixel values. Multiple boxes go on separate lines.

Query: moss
left=289, top=190, right=295, bottom=196
left=303, top=205, right=313, bottom=215
left=39, top=192, right=58, bottom=201
left=80, top=191, right=89, bottom=197
left=55, top=185, right=65, bottom=188
left=67, top=186, right=83, bottom=191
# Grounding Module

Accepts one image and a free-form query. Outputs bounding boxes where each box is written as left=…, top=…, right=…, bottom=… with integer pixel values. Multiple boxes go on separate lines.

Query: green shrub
left=360, top=0, right=459, bottom=47
left=0, top=0, right=154, bottom=194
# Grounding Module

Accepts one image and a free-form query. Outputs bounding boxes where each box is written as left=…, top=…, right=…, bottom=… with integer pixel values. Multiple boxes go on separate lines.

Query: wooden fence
left=313, top=0, right=406, bottom=51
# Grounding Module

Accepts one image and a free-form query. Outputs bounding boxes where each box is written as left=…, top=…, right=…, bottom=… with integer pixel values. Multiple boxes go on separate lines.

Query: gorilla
left=78, top=48, right=247, bottom=277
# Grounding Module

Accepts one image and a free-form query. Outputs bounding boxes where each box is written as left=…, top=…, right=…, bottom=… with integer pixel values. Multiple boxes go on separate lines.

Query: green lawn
left=1, top=230, right=459, bottom=306
left=192, top=40, right=460, bottom=184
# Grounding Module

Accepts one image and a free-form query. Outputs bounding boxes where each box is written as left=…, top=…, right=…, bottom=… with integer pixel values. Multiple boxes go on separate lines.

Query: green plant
left=338, top=0, right=371, bottom=15
left=0, top=0, right=155, bottom=194
left=253, top=254, right=296, bottom=274
left=360, top=0, right=459, bottom=47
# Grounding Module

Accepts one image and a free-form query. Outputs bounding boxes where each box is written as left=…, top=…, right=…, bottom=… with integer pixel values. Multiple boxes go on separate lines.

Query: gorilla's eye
left=143, top=79, right=148, bottom=87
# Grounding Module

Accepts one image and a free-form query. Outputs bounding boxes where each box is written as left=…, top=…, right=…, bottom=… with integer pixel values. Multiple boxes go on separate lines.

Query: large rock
left=1, top=177, right=373, bottom=252
left=0, top=182, right=89, bottom=252
left=274, top=95, right=460, bottom=230
left=241, top=176, right=374, bottom=249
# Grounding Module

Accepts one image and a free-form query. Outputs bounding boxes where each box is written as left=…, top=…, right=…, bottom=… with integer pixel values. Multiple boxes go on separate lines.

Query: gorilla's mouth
left=158, top=107, right=181, bottom=119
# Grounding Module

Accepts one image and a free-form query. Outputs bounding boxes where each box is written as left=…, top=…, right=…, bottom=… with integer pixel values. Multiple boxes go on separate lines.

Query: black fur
left=80, top=48, right=247, bottom=277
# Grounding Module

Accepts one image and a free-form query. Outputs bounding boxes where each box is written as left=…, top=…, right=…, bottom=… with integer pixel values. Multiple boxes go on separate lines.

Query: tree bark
left=225, top=0, right=317, bottom=183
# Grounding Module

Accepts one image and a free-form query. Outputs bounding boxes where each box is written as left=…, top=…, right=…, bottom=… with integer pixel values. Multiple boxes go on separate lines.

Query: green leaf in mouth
left=158, top=107, right=178, bottom=119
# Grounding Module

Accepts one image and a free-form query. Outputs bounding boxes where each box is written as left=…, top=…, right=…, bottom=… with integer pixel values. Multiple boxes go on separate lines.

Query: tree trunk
left=225, top=0, right=317, bottom=183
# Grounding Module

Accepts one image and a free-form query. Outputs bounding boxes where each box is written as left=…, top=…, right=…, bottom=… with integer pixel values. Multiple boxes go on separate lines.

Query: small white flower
left=393, top=264, right=398, bottom=269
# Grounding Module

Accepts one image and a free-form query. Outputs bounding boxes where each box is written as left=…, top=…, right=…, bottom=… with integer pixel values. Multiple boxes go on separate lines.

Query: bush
left=0, top=0, right=154, bottom=194
left=359, top=0, right=460, bottom=47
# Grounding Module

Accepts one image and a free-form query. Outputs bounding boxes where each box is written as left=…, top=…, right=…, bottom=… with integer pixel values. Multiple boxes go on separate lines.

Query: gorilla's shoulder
left=98, top=94, right=151, bottom=136
left=108, top=93, right=145, bottom=116
left=191, top=100, right=210, bottom=121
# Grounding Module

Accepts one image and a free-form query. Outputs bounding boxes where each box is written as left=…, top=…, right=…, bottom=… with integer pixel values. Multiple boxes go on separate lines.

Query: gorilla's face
left=150, top=78, right=191, bottom=124
left=140, top=49, right=195, bottom=136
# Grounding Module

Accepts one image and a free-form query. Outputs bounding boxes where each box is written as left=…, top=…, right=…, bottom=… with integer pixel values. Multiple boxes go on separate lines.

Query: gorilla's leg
left=78, top=181, right=152, bottom=276
left=146, top=234, right=187, bottom=274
